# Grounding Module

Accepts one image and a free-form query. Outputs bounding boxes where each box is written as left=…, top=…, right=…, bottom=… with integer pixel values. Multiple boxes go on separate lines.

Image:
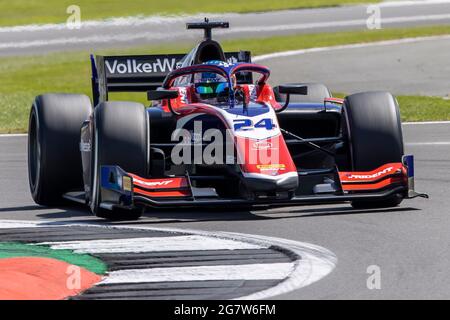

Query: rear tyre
left=343, top=91, right=404, bottom=209
left=28, top=94, right=92, bottom=205
left=90, top=101, right=148, bottom=220
left=274, top=82, right=331, bottom=103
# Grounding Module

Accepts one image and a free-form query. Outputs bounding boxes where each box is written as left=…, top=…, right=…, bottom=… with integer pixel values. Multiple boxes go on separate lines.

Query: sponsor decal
left=234, top=118, right=276, bottom=131
left=257, top=164, right=286, bottom=171
left=79, top=142, right=91, bottom=152
left=122, top=176, right=132, bottom=192
left=101, top=52, right=251, bottom=78
left=178, top=87, right=188, bottom=104
left=208, top=60, right=232, bottom=68
left=252, top=141, right=274, bottom=150
left=248, top=85, right=258, bottom=101
left=105, top=58, right=178, bottom=75
left=346, top=166, right=394, bottom=180
left=134, top=179, right=174, bottom=187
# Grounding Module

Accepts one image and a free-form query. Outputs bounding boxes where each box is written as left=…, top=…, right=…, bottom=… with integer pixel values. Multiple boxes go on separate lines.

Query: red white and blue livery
left=27, top=20, right=427, bottom=220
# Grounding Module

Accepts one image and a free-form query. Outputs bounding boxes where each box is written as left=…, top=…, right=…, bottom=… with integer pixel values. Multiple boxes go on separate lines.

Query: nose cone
left=235, top=133, right=298, bottom=193
left=243, top=172, right=299, bottom=192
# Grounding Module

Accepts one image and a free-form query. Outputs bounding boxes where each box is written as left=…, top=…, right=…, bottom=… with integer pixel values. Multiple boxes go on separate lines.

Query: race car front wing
left=98, top=155, right=427, bottom=212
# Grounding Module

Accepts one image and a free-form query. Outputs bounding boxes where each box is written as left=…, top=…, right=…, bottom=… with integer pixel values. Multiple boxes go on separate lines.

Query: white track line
left=253, top=34, right=450, bottom=61
left=0, top=220, right=337, bottom=300
left=79, top=223, right=338, bottom=300
left=0, top=134, right=27, bottom=138
left=0, top=32, right=188, bottom=50
left=218, top=231, right=337, bottom=300
left=37, top=235, right=264, bottom=254
left=0, top=14, right=450, bottom=51
left=2, top=14, right=450, bottom=50
left=0, top=220, right=42, bottom=229
left=0, top=0, right=448, bottom=34
left=378, top=0, right=450, bottom=7
left=406, top=142, right=450, bottom=146
left=0, top=13, right=232, bottom=34
left=102, top=263, right=294, bottom=284
left=231, top=14, right=450, bottom=35
left=403, top=121, right=450, bottom=125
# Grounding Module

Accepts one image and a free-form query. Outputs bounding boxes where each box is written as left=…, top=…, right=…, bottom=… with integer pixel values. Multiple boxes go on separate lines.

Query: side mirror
left=148, top=89, right=181, bottom=116
left=278, top=84, right=308, bottom=95
left=147, top=89, right=179, bottom=101
left=275, top=85, right=308, bottom=113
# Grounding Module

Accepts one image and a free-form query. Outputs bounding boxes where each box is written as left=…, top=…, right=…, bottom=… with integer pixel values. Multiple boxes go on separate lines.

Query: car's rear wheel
left=28, top=94, right=92, bottom=205
left=274, top=82, right=331, bottom=103
left=90, top=101, right=148, bottom=220
left=343, top=91, right=404, bottom=209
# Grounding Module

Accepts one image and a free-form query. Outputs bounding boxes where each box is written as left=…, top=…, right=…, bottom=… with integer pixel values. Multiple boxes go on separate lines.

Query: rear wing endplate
left=91, top=51, right=252, bottom=106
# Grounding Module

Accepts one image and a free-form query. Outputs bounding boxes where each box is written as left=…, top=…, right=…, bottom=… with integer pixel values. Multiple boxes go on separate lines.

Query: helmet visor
left=195, top=82, right=228, bottom=95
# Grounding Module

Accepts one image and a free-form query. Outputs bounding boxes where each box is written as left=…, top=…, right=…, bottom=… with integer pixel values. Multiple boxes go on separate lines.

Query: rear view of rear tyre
left=343, top=91, right=404, bottom=209
left=90, top=102, right=148, bottom=220
left=28, top=94, right=92, bottom=205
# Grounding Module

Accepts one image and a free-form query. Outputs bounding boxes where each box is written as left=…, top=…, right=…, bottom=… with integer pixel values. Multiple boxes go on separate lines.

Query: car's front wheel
left=90, top=101, right=148, bottom=220
left=343, top=91, right=405, bottom=209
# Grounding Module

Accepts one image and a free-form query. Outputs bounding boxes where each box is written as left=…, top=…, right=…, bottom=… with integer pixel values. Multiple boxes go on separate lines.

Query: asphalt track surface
left=259, top=36, right=450, bottom=96
left=0, top=122, right=448, bottom=299
left=1, top=1, right=450, bottom=56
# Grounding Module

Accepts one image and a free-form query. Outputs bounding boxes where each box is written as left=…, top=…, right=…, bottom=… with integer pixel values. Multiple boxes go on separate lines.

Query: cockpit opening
left=195, top=40, right=226, bottom=64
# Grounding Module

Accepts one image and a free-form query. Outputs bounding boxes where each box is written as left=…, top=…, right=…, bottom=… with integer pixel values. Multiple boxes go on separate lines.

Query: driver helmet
left=193, top=61, right=230, bottom=105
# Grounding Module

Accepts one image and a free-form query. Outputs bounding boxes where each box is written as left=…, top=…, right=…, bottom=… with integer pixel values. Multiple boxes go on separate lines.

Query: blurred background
left=0, top=0, right=449, bottom=133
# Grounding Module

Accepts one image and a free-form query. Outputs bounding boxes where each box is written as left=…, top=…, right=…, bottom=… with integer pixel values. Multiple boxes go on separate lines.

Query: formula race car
left=28, top=20, right=427, bottom=220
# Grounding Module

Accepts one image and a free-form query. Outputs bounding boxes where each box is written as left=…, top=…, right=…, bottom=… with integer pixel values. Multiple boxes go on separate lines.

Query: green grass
left=396, top=96, right=450, bottom=122
left=333, top=93, right=450, bottom=122
left=0, top=242, right=107, bottom=274
left=1, top=25, right=450, bottom=133
left=0, top=0, right=380, bottom=27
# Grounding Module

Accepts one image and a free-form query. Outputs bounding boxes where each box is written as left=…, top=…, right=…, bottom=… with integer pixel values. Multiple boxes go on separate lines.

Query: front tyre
left=90, top=101, right=148, bottom=220
left=343, top=91, right=405, bottom=209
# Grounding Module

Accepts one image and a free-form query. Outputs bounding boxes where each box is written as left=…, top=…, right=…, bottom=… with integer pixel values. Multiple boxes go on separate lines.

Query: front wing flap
left=98, top=155, right=427, bottom=211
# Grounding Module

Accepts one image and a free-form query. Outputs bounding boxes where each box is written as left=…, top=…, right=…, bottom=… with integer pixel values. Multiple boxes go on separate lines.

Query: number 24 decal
left=234, top=118, right=276, bottom=131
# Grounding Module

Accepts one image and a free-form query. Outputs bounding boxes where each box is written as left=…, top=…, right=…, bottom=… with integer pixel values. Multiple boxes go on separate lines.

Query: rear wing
left=91, top=51, right=252, bottom=106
